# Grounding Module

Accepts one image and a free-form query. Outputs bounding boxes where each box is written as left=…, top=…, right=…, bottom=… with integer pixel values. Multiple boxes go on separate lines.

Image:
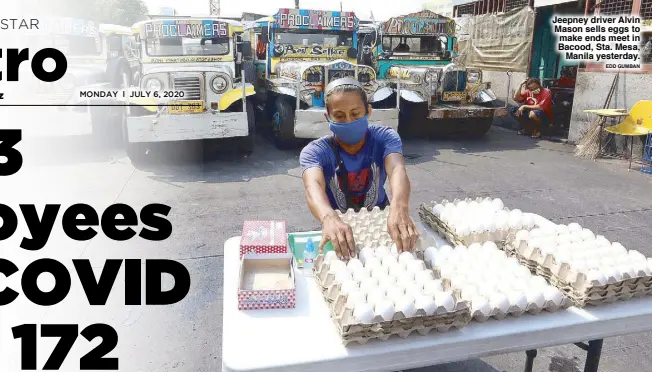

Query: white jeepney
left=126, top=18, right=256, bottom=160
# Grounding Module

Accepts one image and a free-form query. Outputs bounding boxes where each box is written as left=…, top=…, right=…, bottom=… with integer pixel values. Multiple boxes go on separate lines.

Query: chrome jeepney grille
left=173, top=76, right=202, bottom=100
left=442, top=70, right=467, bottom=92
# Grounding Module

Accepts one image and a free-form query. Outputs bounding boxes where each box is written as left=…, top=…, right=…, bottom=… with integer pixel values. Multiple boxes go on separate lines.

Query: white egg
left=370, top=266, right=389, bottom=282
left=432, top=204, right=445, bottom=217
left=340, top=280, right=360, bottom=296
left=468, top=243, right=483, bottom=255
left=381, top=254, right=399, bottom=268
left=325, top=250, right=339, bottom=263
left=386, top=285, right=405, bottom=302
left=415, top=270, right=435, bottom=286
left=543, top=286, right=564, bottom=306
left=373, top=299, right=395, bottom=321
left=595, top=235, right=610, bottom=248
left=406, top=259, right=427, bottom=275
left=352, top=267, right=371, bottom=282
left=359, top=278, right=379, bottom=295
left=396, top=272, right=416, bottom=288
left=365, top=257, right=382, bottom=270
left=491, top=198, right=504, bottom=211
left=556, top=235, right=572, bottom=247
left=568, top=233, right=582, bottom=244
left=618, top=264, right=636, bottom=279
left=388, top=262, right=404, bottom=278
left=367, top=288, right=387, bottom=308
left=434, top=292, right=456, bottom=312
left=328, top=260, right=347, bottom=274
left=515, top=265, right=532, bottom=279
left=358, top=247, right=375, bottom=263
left=423, top=246, right=438, bottom=264
left=507, top=291, right=528, bottom=309
left=580, top=229, right=595, bottom=241
left=515, top=230, right=530, bottom=244
left=405, top=284, right=424, bottom=299
left=522, top=214, right=535, bottom=229
left=495, top=214, right=509, bottom=232
left=415, top=295, right=437, bottom=315
left=395, top=295, right=416, bottom=318
left=610, top=242, right=627, bottom=256
left=335, top=269, right=354, bottom=284
left=525, top=289, right=546, bottom=308
left=529, top=275, right=549, bottom=289
left=508, top=215, right=523, bottom=231
left=567, top=223, right=582, bottom=233
left=471, top=294, right=492, bottom=316
left=345, top=290, right=367, bottom=308
left=377, top=273, right=397, bottom=289
left=489, top=292, right=510, bottom=313
left=375, top=246, right=391, bottom=260
left=346, top=258, right=364, bottom=272
left=628, top=250, right=647, bottom=262
left=585, top=269, right=607, bottom=286
left=423, top=279, right=444, bottom=295
left=603, top=266, right=623, bottom=282
left=398, top=251, right=415, bottom=268
left=390, top=243, right=399, bottom=256
left=353, top=302, right=375, bottom=323
left=456, top=223, right=471, bottom=237
left=504, top=256, right=521, bottom=269
left=555, top=224, right=570, bottom=236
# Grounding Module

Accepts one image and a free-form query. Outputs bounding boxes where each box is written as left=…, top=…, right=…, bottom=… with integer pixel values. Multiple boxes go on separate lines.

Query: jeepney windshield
left=275, top=30, right=353, bottom=47
left=145, top=37, right=230, bottom=56
left=21, top=34, right=103, bottom=56
left=382, top=35, right=448, bottom=54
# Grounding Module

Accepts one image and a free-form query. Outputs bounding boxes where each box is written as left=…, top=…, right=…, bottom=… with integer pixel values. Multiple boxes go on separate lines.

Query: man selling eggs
left=300, top=78, right=418, bottom=260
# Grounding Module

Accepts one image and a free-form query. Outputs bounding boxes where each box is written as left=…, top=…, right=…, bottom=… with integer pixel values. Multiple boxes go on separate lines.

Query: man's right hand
left=319, top=212, right=356, bottom=260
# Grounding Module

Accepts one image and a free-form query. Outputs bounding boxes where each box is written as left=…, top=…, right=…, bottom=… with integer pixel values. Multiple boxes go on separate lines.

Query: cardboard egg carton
left=418, top=198, right=538, bottom=247
left=312, top=254, right=472, bottom=345
left=504, top=230, right=652, bottom=307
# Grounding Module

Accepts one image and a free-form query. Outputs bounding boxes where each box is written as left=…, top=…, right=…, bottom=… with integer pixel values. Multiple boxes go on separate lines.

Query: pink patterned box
left=240, top=220, right=288, bottom=258
left=237, top=254, right=296, bottom=311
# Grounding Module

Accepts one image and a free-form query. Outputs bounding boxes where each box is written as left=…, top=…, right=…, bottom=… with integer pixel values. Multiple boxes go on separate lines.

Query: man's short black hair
left=526, top=77, right=542, bottom=87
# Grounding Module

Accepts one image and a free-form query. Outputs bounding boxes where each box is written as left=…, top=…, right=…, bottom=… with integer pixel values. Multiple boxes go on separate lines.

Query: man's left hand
left=516, top=106, right=525, bottom=117
left=387, top=206, right=419, bottom=253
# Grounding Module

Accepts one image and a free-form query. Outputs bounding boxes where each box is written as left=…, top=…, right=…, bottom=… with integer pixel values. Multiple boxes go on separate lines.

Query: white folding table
left=222, top=235, right=652, bottom=372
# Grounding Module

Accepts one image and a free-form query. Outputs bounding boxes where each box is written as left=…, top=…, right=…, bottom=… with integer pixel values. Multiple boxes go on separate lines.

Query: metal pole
left=583, top=339, right=603, bottom=372
left=524, top=349, right=537, bottom=372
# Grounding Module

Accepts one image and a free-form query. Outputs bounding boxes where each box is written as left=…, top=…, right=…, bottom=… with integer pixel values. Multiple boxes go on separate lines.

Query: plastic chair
left=605, top=100, right=652, bottom=169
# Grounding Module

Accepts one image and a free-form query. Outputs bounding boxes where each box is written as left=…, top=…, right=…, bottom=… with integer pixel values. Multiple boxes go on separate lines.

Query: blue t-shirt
left=300, top=125, right=403, bottom=212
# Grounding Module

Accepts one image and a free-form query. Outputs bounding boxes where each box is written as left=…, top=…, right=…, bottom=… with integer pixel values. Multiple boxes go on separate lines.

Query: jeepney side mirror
left=347, top=48, right=358, bottom=59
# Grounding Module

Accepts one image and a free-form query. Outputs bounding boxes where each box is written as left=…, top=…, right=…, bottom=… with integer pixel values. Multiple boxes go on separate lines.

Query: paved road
left=4, top=127, right=652, bottom=372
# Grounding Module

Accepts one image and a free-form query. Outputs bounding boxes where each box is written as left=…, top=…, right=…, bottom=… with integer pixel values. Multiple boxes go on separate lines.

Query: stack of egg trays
left=418, top=198, right=521, bottom=247
left=337, top=207, right=393, bottom=250
left=425, top=251, right=570, bottom=322
left=312, top=254, right=472, bottom=346
left=504, top=232, right=652, bottom=307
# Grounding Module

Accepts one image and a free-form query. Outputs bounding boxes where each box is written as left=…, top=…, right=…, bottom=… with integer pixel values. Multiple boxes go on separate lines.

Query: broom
left=575, top=72, right=620, bottom=159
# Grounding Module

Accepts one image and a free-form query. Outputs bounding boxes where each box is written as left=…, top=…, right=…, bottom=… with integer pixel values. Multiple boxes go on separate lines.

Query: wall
left=484, top=71, right=530, bottom=130
left=568, top=71, right=652, bottom=144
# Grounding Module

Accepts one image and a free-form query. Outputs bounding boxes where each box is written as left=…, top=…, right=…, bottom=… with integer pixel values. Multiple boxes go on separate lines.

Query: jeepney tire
left=238, top=100, right=256, bottom=155
left=244, top=62, right=257, bottom=84
left=272, top=97, right=296, bottom=149
left=90, top=106, right=122, bottom=148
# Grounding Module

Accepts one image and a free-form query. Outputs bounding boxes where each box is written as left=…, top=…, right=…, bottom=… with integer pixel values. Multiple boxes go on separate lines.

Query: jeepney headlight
left=467, top=71, right=481, bottom=84
left=145, top=78, right=163, bottom=91
left=425, top=71, right=439, bottom=83
left=358, top=72, right=371, bottom=83
left=210, top=75, right=229, bottom=94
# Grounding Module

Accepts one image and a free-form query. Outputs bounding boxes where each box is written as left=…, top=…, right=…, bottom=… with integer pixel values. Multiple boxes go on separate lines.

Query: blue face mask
left=328, top=116, right=369, bottom=145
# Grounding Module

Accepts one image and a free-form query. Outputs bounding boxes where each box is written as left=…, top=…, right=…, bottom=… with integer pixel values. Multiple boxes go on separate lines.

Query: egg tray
left=504, top=235, right=652, bottom=307
left=337, top=207, right=393, bottom=250
left=418, top=201, right=514, bottom=247
left=312, top=254, right=472, bottom=345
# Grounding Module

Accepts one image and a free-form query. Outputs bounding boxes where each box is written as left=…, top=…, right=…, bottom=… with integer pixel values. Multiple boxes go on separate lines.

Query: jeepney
left=126, top=18, right=256, bottom=160
left=14, top=18, right=139, bottom=142
left=243, top=9, right=398, bottom=148
left=359, top=10, right=507, bottom=137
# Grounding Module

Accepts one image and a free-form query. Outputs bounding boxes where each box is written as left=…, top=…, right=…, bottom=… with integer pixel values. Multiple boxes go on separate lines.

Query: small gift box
left=240, top=220, right=288, bottom=258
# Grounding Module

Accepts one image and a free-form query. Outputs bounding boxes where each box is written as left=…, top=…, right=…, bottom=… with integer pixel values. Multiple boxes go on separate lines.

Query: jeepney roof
left=132, top=17, right=243, bottom=35
left=244, top=15, right=275, bottom=30
left=99, top=24, right=133, bottom=35
left=380, top=10, right=455, bottom=36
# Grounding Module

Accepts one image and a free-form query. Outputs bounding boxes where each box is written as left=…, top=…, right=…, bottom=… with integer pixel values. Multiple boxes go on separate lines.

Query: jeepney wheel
left=238, top=100, right=256, bottom=155
left=272, top=97, right=296, bottom=149
left=125, top=143, right=149, bottom=167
